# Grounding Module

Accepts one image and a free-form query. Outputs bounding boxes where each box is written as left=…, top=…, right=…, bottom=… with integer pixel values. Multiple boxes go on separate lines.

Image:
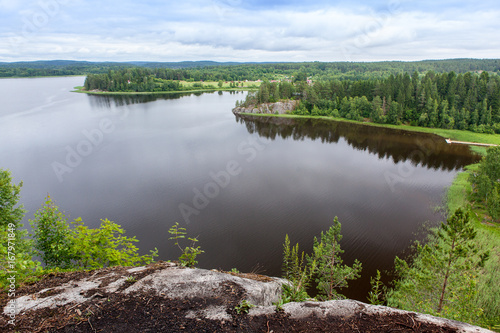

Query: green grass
left=265, top=111, right=500, bottom=329
left=245, top=111, right=500, bottom=328
left=446, top=164, right=500, bottom=330
left=180, top=80, right=262, bottom=89
left=73, top=80, right=261, bottom=95
left=73, top=86, right=255, bottom=95
left=446, top=164, right=478, bottom=213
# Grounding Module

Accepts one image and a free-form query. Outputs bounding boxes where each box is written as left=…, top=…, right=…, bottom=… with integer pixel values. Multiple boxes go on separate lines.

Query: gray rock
left=233, top=100, right=299, bottom=115
left=3, top=263, right=494, bottom=332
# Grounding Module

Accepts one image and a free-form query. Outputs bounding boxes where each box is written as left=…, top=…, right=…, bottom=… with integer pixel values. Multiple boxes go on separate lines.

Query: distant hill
left=0, top=60, right=253, bottom=77
left=0, top=60, right=250, bottom=69
left=0, top=59, right=499, bottom=78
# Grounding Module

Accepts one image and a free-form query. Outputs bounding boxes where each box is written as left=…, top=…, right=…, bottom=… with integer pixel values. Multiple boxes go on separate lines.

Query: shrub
left=30, top=196, right=158, bottom=270
left=168, top=222, right=204, bottom=267
left=70, top=218, right=158, bottom=269
left=0, top=169, right=39, bottom=288
left=311, top=217, right=362, bottom=300
left=280, top=217, right=362, bottom=303
left=30, top=196, right=74, bottom=268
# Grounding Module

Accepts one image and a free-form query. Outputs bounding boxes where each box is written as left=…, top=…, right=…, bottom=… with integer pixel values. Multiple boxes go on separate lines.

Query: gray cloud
left=0, top=0, right=499, bottom=62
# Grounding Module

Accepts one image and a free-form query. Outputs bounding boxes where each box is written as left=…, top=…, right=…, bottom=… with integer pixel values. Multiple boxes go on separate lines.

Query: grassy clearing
left=73, top=80, right=261, bottom=95
left=179, top=80, right=262, bottom=89
left=73, top=86, right=253, bottom=95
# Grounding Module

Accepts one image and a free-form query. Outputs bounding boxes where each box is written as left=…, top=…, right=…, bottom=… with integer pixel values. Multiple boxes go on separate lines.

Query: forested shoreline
left=74, top=59, right=500, bottom=134
left=2, top=59, right=500, bottom=330
left=242, top=70, right=500, bottom=134
left=3, top=58, right=499, bottom=79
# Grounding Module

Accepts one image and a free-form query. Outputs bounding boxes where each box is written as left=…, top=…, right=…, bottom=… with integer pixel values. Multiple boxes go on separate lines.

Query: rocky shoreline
left=1, top=262, right=493, bottom=332
left=232, top=99, right=299, bottom=115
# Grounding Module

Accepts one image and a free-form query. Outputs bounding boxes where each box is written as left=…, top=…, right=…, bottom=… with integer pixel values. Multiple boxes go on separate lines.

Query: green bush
left=70, top=218, right=158, bottom=269
left=280, top=217, right=362, bottom=303
left=30, top=195, right=158, bottom=270
left=0, top=169, right=40, bottom=289
left=470, top=146, right=500, bottom=222
left=311, top=217, right=362, bottom=300
left=168, top=222, right=204, bottom=267
left=281, top=234, right=316, bottom=302
left=30, top=196, right=74, bottom=268
left=234, top=300, right=255, bottom=314
left=386, top=208, right=489, bottom=324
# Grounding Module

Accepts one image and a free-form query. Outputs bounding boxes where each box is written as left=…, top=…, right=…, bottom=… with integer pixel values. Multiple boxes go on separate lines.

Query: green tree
left=30, top=196, right=74, bottom=268
left=293, top=71, right=308, bottom=82
left=281, top=234, right=316, bottom=302
left=0, top=169, right=38, bottom=286
left=70, top=218, right=157, bottom=269
left=280, top=217, right=362, bottom=303
left=387, top=208, right=489, bottom=321
left=258, top=81, right=270, bottom=104
left=367, top=269, right=385, bottom=305
left=386, top=101, right=401, bottom=125
left=311, top=217, right=362, bottom=300
left=29, top=196, right=157, bottom=270
left=470, top=146, right=500, bottom=220
left=370, top=96, right=384, bottom=123
left=487, top=186, right=500, bottom=221
left=481, top=146, right=500, bottom=184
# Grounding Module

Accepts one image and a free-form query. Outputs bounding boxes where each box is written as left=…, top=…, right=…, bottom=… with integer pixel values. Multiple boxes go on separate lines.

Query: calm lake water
left=0, top=77, right=480, bottom=300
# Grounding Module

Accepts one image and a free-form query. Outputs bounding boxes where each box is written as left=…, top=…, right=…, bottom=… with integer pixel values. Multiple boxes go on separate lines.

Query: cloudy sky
left=0, top=0, right=499, bottom=62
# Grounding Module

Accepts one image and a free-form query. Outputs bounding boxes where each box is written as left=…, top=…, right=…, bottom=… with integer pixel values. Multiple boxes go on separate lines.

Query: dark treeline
left=2, top=58, right=500, bottom=79
left=0, top=60, right=132, bottom=77
left=235, top=114, right=481, bottom=171
left=245, top=70, right=500, bottom=134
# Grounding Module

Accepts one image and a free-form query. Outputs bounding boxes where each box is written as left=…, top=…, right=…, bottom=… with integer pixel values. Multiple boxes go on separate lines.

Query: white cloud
left=0, top=1, right=499, bottom=62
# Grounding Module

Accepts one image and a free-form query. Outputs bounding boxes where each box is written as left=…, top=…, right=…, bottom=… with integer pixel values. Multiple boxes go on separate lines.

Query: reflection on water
left=87, top=90, right=243, bottom=108
left=86, top=92, right=194, bottom=108
left=235, top=114, right=481, bottom=171
left=0, top=77, right=482, bottom=302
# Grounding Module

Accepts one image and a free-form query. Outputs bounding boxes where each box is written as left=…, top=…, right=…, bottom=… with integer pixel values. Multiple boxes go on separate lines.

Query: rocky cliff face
left=1, top=263, right=493, bottom=332
left=232, top=99, right=299, bottom=115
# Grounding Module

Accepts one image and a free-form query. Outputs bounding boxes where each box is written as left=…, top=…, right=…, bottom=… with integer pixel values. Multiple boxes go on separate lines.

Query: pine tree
left=311, top=217, right=362, bottom=300
left=387, top=208, right=489, bottom=320
left=487, top=186, right=500, bottom=221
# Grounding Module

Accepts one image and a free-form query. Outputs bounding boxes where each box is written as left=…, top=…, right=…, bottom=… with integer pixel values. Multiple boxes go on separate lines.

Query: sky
left=0, top=0, right=499, bottom=62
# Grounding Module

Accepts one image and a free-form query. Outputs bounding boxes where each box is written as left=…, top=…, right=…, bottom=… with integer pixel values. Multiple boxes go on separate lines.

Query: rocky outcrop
left=233, top=99, right=299, bottom=115
left=1, top=263, right=493, bottom=332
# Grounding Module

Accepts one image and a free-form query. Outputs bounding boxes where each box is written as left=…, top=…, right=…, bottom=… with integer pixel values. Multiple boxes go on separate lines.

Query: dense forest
left=242, top=70, right=500, bottom=134
left=2, top=58, right=500, bottom=78
left=0, top=60, right=242, bottom=78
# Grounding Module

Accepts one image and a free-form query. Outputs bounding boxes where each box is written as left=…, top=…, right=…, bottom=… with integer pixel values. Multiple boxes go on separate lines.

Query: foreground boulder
left=1, top=262, right=493, bottom=332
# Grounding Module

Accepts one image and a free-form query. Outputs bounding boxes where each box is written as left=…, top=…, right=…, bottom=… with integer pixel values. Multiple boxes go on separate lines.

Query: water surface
left=0, top=77, right=480, bottom=300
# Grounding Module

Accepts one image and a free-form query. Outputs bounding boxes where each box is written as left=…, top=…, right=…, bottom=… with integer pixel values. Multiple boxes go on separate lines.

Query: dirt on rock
left=0, top=263, right=478, bottom=332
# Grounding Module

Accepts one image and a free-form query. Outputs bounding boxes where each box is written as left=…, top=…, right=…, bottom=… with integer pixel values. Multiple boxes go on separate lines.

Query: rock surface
left=233, top=99, right=299, bottom=115
left=0, top=262, right=494, bottom=332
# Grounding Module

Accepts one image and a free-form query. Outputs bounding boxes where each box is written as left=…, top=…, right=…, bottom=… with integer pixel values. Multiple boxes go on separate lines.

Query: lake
left=0, top=77, right=480, bottom=300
